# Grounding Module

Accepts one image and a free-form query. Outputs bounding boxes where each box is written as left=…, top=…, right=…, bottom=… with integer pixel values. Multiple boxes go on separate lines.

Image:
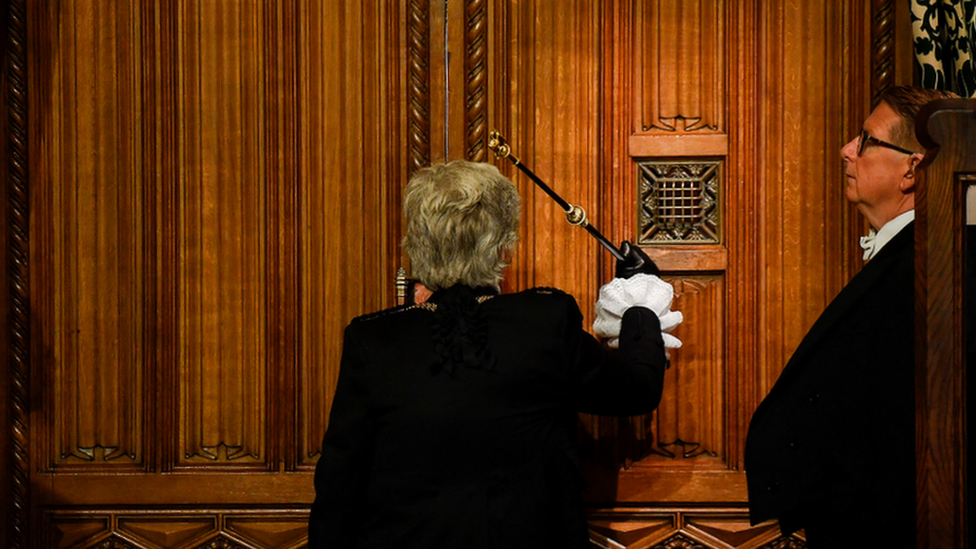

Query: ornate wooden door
left=0, top=1, right=918, bottom=548
left=427, top=0, right=916, bottom=547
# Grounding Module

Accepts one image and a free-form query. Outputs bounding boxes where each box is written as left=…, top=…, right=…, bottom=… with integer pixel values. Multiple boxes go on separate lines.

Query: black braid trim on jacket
left=429, top=285, right=497, bottom=376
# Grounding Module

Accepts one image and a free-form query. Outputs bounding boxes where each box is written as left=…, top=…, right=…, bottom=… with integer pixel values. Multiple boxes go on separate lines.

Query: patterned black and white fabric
left=911, top=0, right=976, bottom=97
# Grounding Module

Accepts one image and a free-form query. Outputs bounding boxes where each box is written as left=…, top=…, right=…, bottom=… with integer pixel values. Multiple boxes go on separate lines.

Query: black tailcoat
left=308, top=286, right=668, bottom=548
left=745, top=223, right=915, bottom=548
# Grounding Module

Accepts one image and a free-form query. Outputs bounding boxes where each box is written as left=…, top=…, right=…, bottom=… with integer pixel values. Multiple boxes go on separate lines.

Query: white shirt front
left=860, top=210, right=914, bottom=261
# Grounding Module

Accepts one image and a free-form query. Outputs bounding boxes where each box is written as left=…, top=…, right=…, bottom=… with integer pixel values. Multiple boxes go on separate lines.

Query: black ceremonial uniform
left=308, top=285, right=668, bottom=549
left=745, top=223, right=915, bottom=548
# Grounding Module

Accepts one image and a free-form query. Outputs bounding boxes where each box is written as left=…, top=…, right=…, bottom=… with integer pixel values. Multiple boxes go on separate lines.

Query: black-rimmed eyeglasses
left=857, top=129, right=918, bottom=156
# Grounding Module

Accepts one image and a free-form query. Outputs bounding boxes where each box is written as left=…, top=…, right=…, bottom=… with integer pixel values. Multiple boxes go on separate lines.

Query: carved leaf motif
left=94, top=537, right=141, bottom=549
left=759, top=535, right=808, bottom=549
left=192, top=536, right=249, bottom=549
left=652, top=533, right=706, bottom=549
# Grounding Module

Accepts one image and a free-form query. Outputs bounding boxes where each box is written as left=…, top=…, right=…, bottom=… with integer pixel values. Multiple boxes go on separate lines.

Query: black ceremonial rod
left=487, top=130, right=626, bottom=262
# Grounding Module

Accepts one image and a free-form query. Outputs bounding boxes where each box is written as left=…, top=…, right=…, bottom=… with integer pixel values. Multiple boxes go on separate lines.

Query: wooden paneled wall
left=3, top=0, right=919, bottom=547
left=14, top=1, right=407, bottom=547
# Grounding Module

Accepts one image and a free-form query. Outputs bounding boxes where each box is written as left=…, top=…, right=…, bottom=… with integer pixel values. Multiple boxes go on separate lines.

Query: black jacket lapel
left=774, top=222, right=913, bottom=384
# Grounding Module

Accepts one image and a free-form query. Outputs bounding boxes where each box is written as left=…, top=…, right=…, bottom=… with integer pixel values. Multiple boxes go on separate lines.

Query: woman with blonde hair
left=309, top=160, right=682, bottom=548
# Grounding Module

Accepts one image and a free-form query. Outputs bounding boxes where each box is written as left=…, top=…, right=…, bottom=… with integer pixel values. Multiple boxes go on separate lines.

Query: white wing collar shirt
left=859, top=210, right=914, bottom=261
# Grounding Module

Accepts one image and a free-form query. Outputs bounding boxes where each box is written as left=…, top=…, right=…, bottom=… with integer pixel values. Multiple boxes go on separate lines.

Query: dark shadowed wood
left=914, top=98, right=975, bottom=549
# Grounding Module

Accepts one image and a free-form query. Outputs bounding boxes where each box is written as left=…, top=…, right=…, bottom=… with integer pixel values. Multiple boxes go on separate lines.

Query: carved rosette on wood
left=408, top=0, right=431, bottom=174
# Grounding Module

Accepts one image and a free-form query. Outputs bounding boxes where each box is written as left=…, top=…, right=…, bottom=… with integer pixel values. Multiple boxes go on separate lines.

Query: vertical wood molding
left=265, top=0, right=300, bottom=472
left=156, top=0, right=181, bottom=476
left=871, top=0, right=895, bottom=105
left=464, top=0, right=487, bottom=161
left=384, top=2, right=407, bottom=302
left=175, top=0, right=269, bottom=469
left=297, top=1, right=406, bottom=467
left=407, top=0, right=431, bottom=174
left=6, top=0, right=28, bottom=544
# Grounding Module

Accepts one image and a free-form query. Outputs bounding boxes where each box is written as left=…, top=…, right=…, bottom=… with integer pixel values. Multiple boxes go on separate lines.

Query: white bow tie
left=859, top=229, right=877, bottom=260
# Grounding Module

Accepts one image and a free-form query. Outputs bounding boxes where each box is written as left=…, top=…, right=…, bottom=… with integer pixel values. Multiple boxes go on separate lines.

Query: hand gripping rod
left=487, top=130, right=626, bottom=262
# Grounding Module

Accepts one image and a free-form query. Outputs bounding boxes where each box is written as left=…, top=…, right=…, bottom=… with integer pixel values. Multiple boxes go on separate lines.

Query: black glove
left=615, top=241, right=660, bottom=279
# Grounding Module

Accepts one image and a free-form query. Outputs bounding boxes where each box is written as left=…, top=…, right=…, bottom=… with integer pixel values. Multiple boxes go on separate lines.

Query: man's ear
left=900, top=154, right=922, bottom=192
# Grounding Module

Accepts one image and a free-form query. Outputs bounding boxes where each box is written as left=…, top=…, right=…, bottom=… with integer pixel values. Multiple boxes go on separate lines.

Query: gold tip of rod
left=488, top=130, right=511, bottom=159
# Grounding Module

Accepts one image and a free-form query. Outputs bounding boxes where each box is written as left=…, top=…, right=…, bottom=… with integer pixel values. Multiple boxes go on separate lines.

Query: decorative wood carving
left=634, top=277, right=724, bottom=465
left=589, top=514, right=675, bottom=548
left=408, top=0, right=431, bottom=173
left=6, top=0, right=29, bottom=546
left=759, top=537, right=807, bottom=549
left=588, top=509, right=806, bottom=549
left=175, top=0, right=268, bottom=469
left=38, top=0, right=148, bottom=471
left=94, top=538, right=141, bottom=549
left=634, top=0, right=725, bottom=135
left=871, top=0, right=895, bottom=106
left=464, top=0, right=488, bottom=161
left=117, top=517, right=217, bottom=547
left=46, top=509, right=309, bottom=549
left=637, top=161, right=721, bottom=244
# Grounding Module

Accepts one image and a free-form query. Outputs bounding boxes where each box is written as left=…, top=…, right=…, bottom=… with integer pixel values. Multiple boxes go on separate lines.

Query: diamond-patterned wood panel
left=45, top=507, right=809, bottom=549
left=46, top=510, right=308, bottom=549
left=588, top=509, right=806, bottom=549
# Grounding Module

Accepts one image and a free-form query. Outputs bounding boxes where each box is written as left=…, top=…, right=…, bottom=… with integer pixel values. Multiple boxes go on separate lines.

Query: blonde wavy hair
left=403, top=160, right=521, bottom=291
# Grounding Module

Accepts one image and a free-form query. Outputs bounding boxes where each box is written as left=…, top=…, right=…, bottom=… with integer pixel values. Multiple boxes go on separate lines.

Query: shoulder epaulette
left=352, top=302, right=437, bottom=323
left=527, top=286, right=568, bottom=296
left=353, top=295, right=498, bottom=323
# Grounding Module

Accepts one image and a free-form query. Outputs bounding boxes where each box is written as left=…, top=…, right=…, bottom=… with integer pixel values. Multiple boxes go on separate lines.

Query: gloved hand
left=615, top=241, right=660, bottom=278
left=593, top=273, right=683, bottom=354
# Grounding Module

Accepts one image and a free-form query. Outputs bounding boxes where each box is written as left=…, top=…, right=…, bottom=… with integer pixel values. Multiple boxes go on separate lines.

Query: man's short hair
left=403, top=160, right=521, bottom=291
left=879, top=86, right=959, bottom=150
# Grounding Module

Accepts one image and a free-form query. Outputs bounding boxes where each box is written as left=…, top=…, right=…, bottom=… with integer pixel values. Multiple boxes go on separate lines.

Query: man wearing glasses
left=745, top=86, right=958, bottom=548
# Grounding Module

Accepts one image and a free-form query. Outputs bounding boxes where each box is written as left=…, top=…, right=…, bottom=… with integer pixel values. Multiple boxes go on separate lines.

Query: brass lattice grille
left=637, top=160, right=721, bottom=244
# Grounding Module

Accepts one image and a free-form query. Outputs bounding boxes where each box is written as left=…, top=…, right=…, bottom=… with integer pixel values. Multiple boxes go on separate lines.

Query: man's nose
left=840, top=136, right=858, bottom=158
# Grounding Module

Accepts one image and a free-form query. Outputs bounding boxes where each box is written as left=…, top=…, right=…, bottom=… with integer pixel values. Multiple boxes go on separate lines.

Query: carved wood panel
left=43, top=509, right=308, bottom=549
left=16, top=0, right=408, bottom=546
left=175, top=0, right=270, bottom=469
left=32, top=0, right=149, bottom=472
left=588, top=509, right=808, bottom=549
left=635, top=0, right=726, bottom=137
